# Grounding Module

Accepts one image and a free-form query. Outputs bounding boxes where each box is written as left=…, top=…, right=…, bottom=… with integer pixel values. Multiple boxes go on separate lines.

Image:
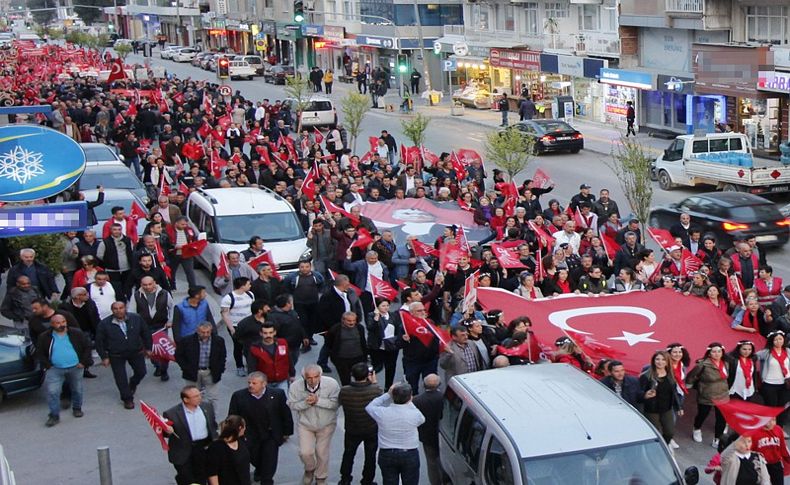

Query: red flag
left=180, top=239, right=208, bottom=259
left=475, top=287, right=761, bottom=374
left=396, top=280, right=409, bottom=290
left=400, top=309, right=450, bottom=351
left=350, top=227, right=374, bottom=250
left=450, top=151, right=467, bottom=181
left=439, top=242, right=465, bottom=273
left=527, top=220, right=555, bottom=250
left=150, top=329, right=176, bottom=362
left=456, top=148, right=483, bottom=167
left=490, top=243, right=527, bottom=269
left=210, top=129, right=226, bottom=146
left=173, top=154, right=185, bottom=178
left=399, top=143, right=406, bottom=162
left=313, top=128, right=324, bottom=145
left=726, top=274, right=746, bottom=306
left=202, top=92, right=212, bottom=113
left=462, top=270, right=480, bottom=312
left=369, top=273, right=398, bottom=301
left=216, top=252, right=230, bottom=280
left=155, top=241, right=171, bottom=280
left=159, top=175, right=171, bottom=198
left=573, top=207, right=587, bottom=230
left=715, top=399, right=786, bottom=437
left=197, top=121, right=211, bottom=140
left=329, top=268, right=362, bottom=296
left=682, top=248, right=703, bottom=273
left=126, top=102, right=137, bottom=117
left=130, top=201, right=148, bottom=221
left=247, top=251, right=281, bottom=280
left=107, top=58, right=127, bottom=82
left=402, top=146, right=421, bottom=167
left=114, top=113, right=125, bottom=128
left=320, top=195, right=358, bottom=224
left=301, top=165, right=318, bottom=200
left=647, top=226, right=676, bottom=251
left=217, top=115, right=232, bottom=130
left=455, top=225, right=470, bottom=254
left=178, top=181, right=190, bottom=196
left=140, top=401, right=172, bottom=451
left=412, top=239, right=439, bottom=258
left=564, top=329, right=626, bottom=361
left=600, top=232, right=621, bottom=260
left=531, top=168, right=554, bottom=189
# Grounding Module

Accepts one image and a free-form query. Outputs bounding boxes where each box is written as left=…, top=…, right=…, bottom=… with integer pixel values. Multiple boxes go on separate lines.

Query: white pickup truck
left=651, top=133, right=790, bottom=194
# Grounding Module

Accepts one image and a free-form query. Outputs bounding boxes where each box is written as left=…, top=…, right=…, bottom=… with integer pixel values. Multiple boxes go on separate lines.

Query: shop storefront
left=225, top=20, right=251, bottom=54
left=541, top=54, right=608, bottom=122
left=488, top=48, right=540, bottom=96
left=642, top=75, right=695, bottom=135
left=316, top=25, right=349, bottom=75
left=599, top=68, right=655, bottom=126
left=261, top=21, right=277, bottom=62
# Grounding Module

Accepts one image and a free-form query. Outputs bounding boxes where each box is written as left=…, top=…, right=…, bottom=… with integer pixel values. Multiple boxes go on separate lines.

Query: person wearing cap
left=756, top=331, right=790, bottom=427
left=569, top=184, right=596, bottom=212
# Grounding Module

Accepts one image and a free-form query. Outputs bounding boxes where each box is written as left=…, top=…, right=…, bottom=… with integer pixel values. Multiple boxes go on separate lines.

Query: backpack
left=228, top=291, right=254, bottom=309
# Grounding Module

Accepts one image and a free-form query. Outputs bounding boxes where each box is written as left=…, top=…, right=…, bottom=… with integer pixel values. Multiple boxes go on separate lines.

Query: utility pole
left=412, top=0, right=430, bottom=91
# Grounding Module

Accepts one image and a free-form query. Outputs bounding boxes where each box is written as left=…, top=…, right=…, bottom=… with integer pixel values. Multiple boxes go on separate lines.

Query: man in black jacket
left=324, top=311, right=368, bottom=386
left=412, top=374, right=445, bottom=485
left=96, top=301, right=152, bottom=409
left=131, top=276, right=174, bottom=381
left=267, top=294, right=308, bottom=367
left=316, top=275, right=364, bottom=373
left=35, top=314, right=93, bottom=427
left=227, top=371, right=293, bottom=485
left=59, top=287, right=101, bottom=378
left=600, top=360, right=641, bottom=407
left=97, top=223, right=134, bottom=301
left=338, top=362, right=383, bottom=485
left=163, top=385, right=219, bottom=485
left=175, top=322, right=226, bottom=408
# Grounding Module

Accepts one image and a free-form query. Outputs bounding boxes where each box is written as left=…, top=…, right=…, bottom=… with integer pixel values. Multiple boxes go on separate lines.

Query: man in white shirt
left=221, top=277, right=255, bottom=376
left=163, top=385, right=218, bottom=485
left=552, top=220, right=581, bottom=255
left=88, top=271, right=116, bottom=320
left=366, top=382, right=426, bottom=484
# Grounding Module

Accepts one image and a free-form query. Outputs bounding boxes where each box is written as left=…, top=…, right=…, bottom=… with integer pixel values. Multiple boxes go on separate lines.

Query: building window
left=603, top=0, right=617, bottom=32
left=471, top=4, right=490, bottom=31
left=746, top=6, right=787, bottom=45
left=523, top=2, right=539, bottom=34
left=578, top=4, right=600, bottom=31
left=545, top=1, right=569, bottom=19
left=496, top=4, right=515, bottom=31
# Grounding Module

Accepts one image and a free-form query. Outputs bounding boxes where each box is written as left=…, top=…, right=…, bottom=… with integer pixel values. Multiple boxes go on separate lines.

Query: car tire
left=533, top=144, right=542, bottom=156
left=569, top=148, right=580, bottom=154
left=658, top=170, right=673, bottom=190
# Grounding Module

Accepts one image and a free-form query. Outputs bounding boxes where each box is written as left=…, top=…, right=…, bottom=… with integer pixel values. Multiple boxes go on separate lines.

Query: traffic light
left=397, top=53, right=408, bottom=73
left=217, top=57, right=229, bottom=79
left=294, top=0, right=305, bottom=22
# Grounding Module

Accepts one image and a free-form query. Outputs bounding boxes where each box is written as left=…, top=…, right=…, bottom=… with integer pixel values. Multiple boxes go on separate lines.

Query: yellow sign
left=255, top=39, right=266, bottom=51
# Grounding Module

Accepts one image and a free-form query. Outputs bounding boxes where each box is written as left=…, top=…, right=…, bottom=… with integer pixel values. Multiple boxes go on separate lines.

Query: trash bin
left=430, top=93, right=440, bottom=105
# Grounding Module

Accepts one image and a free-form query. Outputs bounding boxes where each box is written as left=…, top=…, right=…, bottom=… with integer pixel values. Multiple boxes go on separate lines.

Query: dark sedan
left=0, top=329, right=44, bottom=405
left=264, top=65, right=295, bottom=85
left=510, top=119, right=584, bottom=155
left=649, top=192, right=790, bottom=249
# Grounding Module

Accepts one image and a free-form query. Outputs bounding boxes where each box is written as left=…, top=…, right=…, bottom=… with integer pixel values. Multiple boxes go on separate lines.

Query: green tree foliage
left=484, top=127, right=536, bottom=181
left=284, top=75, right=313, bottom=132
left=340, top=92, right=370, bottom=153
left=400, top=113, right=431, bottom=148
left=114, top=41, right=132, bottom=60
left=605, top=136, right=654, bottom=243
left=7, top=234, right=65, bottom=274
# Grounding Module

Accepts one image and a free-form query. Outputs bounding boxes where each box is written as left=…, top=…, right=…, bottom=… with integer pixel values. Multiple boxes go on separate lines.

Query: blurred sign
left=0, top=202, right=88, bottom=237
left=216, top=0, right=228, bottom=15
left=218, top=85, right=232, bottom=96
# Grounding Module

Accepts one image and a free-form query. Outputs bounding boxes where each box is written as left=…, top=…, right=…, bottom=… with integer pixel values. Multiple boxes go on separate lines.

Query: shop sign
left=757, top=71, right=790, bottom=93
left=301, top=24, right=323, bottom=37
left=599, top=68, right=654, bottom=90
left=773, top=47, right=790, bottom=69
left=442, top=58, right=457, bottom=72
left=276, top=24, right=300, bottom=41
left=399, top=38, right=436, bottom=49
left=323, top=25, right=344, bottom=42
left=208, top=28, right=226, bottom=36
left=453, top=42, right=469, bottom=57
left=557, top=55, right=584, bottom=77
left=489, top=49, right=540, bottom=71
left=356, top=35, right=395, bottom=49
left=583, top=57, right=607, bottom=79
left=657, top=74, right=695, bottom=94
left=261, top=21, right=276, bottom=35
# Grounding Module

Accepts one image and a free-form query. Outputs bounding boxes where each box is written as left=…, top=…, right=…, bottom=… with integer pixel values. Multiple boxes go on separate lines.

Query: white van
left=186, top=187, right=309, bottom=277
left=285, top=97, right=337, bottom=128
left=228, top=60, right=256, bottom=80
left=441, top=364, right=699, bottom=485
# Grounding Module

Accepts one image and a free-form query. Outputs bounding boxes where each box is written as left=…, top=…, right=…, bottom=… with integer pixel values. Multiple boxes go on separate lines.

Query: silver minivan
left=440, top=364, right=699, bottom=485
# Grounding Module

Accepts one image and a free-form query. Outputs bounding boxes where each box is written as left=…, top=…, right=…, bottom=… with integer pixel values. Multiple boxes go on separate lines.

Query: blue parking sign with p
left=443, top=59, right=457, bottom=72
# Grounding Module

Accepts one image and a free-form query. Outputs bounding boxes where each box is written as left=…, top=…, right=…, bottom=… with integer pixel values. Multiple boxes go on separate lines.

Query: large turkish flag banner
left=476, top=287, right=762, bottom=373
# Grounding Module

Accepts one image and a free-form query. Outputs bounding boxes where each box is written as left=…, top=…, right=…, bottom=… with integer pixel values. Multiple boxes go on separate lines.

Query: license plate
left=756, top=235, right=778, bottom=242
left=556, top=136, right=572, bottom=141
left=770, top=185, right=789, bottom=192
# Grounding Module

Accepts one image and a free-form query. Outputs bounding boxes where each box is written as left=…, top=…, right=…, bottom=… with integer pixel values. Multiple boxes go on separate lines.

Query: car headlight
left=300, top=248, right=312, bottom=261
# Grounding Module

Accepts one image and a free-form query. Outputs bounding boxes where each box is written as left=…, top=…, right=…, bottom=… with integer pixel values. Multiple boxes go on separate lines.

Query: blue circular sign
left=0, top=125, right=86, bottom=202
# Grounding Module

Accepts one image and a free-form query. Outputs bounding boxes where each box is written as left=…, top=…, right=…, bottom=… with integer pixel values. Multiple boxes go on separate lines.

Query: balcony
left=544, top=32, right=620, bottom=58
left=443, top=25, right=464, bottom=36
left=665, top=0, right=703, bottom=15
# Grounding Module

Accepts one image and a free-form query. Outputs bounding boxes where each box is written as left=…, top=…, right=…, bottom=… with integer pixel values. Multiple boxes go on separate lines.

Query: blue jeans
left=45, top=366, right=83, bottom=417
left=378, top=448, right=420, bottom=485
left=403, top=358, right=438, bottom=395
left=125, top=155, right=142, bottom=179
left=501, top=110, right=508, bottom=126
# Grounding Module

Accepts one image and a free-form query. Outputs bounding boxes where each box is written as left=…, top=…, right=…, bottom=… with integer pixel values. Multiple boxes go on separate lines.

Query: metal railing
left=665, top=0, right=704, bottom=13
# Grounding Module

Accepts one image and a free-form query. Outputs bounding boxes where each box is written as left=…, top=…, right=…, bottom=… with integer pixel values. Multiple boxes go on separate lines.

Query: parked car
left=263, top=64, right=295, bottom=85
left=85, top=188, right=148, bottom=236
left=284, top=97, right=336, bottom=128
left=160, top=45, right=181, bottom=59
left=80, top=143, right=123, bottom=164
left=75, top=161, right=149, bottom=205
left=508, top=119, right=584, bottom=155
left=172, top=47, right=198, bottom=62
left=649, top=192, right=790, bottom=249
left=200, top=53, right=217, bottom=70
left=228, top=60, right=256, bottom=80
left=0, top=328, right=44, bottom=405
left=192, top=52, right=213, bottom=68
left=234, top=55, right=265, bottom=75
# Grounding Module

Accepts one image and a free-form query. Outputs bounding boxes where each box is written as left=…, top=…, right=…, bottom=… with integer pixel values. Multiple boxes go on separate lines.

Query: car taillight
left=722, top=221, right=749, bottom=231
left=540, top=135, right=555, bottom=143
left=777, top=218, right=790, bottom=227
left=573, top=133, right=583, bottom=139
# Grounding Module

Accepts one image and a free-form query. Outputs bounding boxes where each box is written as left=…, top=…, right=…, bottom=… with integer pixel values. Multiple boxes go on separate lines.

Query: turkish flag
left=565, top=329, right=625, bottom=361
left=400, top=310, right=450, bottom=351
left=216, top=252, right=230, bottom=280
left=159, top=181, right=171, bottom=198
left=210, top=129, right=225, bottom=146
left=107, top=58, right=126, bottom=82
left=600, top=232, right=621, bottom=260
left=403, top=146, right=422, bottom=167
left=490, top=243, right=527, bottom=269
left=715, top=399, right=786, bottom=437
left=174, top=154, right=185, bottom=178
left=475, top=287, right=761, bottom=374
left=178, top=181, right=190, bottom=196
left=130, top=201, right=148, bottom=222
left=531, top=168, right=554, bottom=189
left=126, top=102, right=138, bottom=117
left=180, top=240, right=207, bottom=259
left=320, top=195, right=358, bottom=225
left=528, top=220, right=555, bottom=250
left=197, top=121, right=211, bottom=140
left=312, top=128, right=324, bottom=144
left=247, top=251, right=280, bottom=280
left=726, top=274, right=746, bottom=306
left=114, top=113, right=125, bottom=128
left=412, top=239, right=439, bottom=258
left=140, top=401, right=172, bottom=452
left=369, top=273, right=398, bottom=301
left=455, top=225, right=470, bottom=254
left=150, top=329, right=176, bottom=362
left=350, top=227, right=374, bottom=250
left=217, top=115, right=232, bottom=130
left=301, top=165, right=318, bottom=200
left=462, top=270, right=479, bottom=312
left=329, top=268, right=362, bottom=296
left=450, top=151, right=467, bottom=181
left=647, top=226, right=675, bottom=251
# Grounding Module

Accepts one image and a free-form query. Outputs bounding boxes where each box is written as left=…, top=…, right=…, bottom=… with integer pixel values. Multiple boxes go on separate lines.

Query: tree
left=284, top=75, right=312, bottom=133
left=114, top=42, right=132, bottom=60
left=340, top=92, right=370, bottom=153
left=605, top=136, right=654, bottom=243
left=484, top=127, right=535, bottom=181
left=400, top=113, right=431, bottom=148
left=7, top=234, right=65, bottom=274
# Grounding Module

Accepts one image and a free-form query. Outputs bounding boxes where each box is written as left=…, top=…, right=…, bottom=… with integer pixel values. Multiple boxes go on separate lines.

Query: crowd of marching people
left=1, top=40, right=790, bottom=484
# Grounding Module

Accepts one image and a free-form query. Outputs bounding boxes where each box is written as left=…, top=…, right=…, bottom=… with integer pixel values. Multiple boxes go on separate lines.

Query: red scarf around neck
left=711, top=358, right=727, bottom=380
left=771, top=348, right=790, bottom=378
left=672, top=361, right=688, bottom=394
left=739, top=357, right=753, bottom=388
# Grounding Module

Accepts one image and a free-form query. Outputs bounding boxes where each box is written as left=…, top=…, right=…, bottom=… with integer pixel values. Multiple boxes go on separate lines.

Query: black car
left=0, top=328, right=44, bottom=405
left=264, top=65, right=296, bottom=85
left=649, top=192, right=790, bottom=249
left=509, top=119, right=584, bottom=155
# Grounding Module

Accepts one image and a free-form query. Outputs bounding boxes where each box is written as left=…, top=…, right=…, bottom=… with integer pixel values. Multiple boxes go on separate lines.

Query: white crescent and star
left=547, top=306, right=659, bottom=347
left=111, top=62, right=122, bottom=75
left=733, top=412, right=773, bottom=430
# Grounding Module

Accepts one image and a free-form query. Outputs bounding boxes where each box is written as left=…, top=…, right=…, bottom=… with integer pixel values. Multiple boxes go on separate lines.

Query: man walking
left=97, top=223, right=133, bottom=301
left=410, top=68, right=422, bottom=94
left=412, top=374, right=444, bottom=485
left=288, top=364, right=340, bottom=485
left=325, top=311, right=368, bottom=386
left=248, top=323, right=295, bottom=391
left=220, top=277, right=255, bottom=376
left=338, top=362, right=383, bottom=485
left=35, top=314, right=92, bottom=427
left=366, top=382, right=426, bottom=485
left=130, top=276, right=174, bottom=381
left=96, top=301, right=152, bottom=409
left=162, top=385, right=219, bottom=485
left=228, top=372, right=292, bottom=485
left=497, top=93, right=509, bottom=127
left=175, top=322, right=226, bottom=408
left=625, top=100, right=637, bottom=137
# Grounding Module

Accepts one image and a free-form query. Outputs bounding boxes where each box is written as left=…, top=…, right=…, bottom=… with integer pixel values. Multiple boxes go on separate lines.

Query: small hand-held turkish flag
left=412, top=239, right=439, bottom=257
left=247, top=251, right=281, bottom=280
left=715, top=399, right=787, bottom=436
left=301, top=165, right=318, bottom=200
left=178, top=181, right=190, bottom=196
left=107, top=58, right=127, bottom=82
left=140, top=401, right=173, bottom=452
left=455, top=225, right=470, bottom=254
left=215, top=252, right=230, bottom=280
left=369, top=273, right=398, bottom=301
left=462, top=270, right=480, bottom=313
left=150, top=329, right=176, bottom=362
left=313, top=128, right=324, bottom=144
left=528, top=220, right=555, bottom=250
left=180, top=239, right=208, bottom=259
left=647, top=226, right=676, bottom=251
left=320, top=195, right=357, bottom=224
left=600, top=232, right=621, bottom=260
left=450, top=151, right=467, bottom=181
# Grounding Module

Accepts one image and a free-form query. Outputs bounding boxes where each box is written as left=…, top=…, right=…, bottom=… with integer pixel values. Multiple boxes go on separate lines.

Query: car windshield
left=80, top=167, right=141, bottom=190
left=522, top=440, right=679, bottom=485
left=82, top=145, right=117, bottom=162
left=215, top=213, right=304, bottom=244
left=93, top=199, right=135, bottom=220
left=536, top=121, right=574, bottom=133
left=727, top=204, right=781, bottom=222
left=305, top=101, right=333, bottom=111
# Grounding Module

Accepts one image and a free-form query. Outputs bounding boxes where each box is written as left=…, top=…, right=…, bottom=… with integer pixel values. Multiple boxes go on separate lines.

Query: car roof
left=452, top=364, right=657, bottom=458
left=190, top=187, right=294, bottom=216
left=81, top=187, right=142, bottom=201
left=696, top=191, right=772, bottom=207
left=84, top=160, right=129, bottom=171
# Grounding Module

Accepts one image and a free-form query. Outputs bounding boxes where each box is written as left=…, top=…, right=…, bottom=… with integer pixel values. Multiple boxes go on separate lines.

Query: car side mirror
left=118, top=154, right=125, bottom=161
left=684, top=466, right=699, bottom=485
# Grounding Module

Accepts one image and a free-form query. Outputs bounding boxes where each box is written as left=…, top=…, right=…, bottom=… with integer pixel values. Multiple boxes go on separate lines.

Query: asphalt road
left=2, top=50, right=790, bottom=484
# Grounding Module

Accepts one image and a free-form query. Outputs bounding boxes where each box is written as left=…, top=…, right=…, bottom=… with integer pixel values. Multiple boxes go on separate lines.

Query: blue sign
left=599, top=68, right=654, bottom=90
left=301, top=24, right=324, bottom=37
left=0, top=201, right=88, bottom=237
left=355, top=35, right=395, bottom=49
left=0, top=125, right=86, bottom=202
left=398, top=38, right=438, bottom=49
left=442, top=58, right=457, bottom=72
